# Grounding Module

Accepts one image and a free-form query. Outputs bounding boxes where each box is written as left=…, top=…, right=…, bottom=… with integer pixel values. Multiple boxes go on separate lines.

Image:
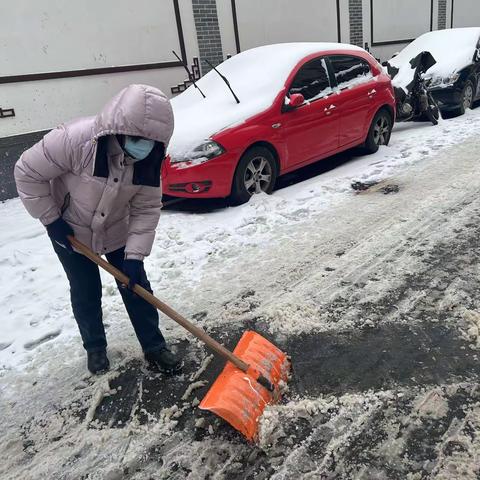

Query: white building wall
left=452, top=0, right=480, bottom=27
left=339, top=0, right=351, bottom=44
left=232, top=0, right=341, bottom=51
left=215, top=0, right=479, bottom=66
left=0, top=0, right=199, bottom=138
left=216, top=0, right=238, bottom=58
left=372, top=0, right=432, bottom=43
left=363, top=0, right=437, bottom=62
left=2, top=0, right=480, bottom=140
left=0, top=70, right=189, bottom=138
left=216, top=0, right=352, bottom=57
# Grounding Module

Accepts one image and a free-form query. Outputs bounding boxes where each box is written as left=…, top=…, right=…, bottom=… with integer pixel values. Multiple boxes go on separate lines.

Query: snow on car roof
left=388, top=27, right=480, bottom=89
left=168, top=42, right=363, bottom=159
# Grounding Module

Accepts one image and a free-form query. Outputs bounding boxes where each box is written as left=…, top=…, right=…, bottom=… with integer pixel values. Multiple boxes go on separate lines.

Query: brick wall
left=438, top=0, right=447, bottom=29
left=349, top=0, right=364, bottom=47
left=192, top=0, right=224, bottom=75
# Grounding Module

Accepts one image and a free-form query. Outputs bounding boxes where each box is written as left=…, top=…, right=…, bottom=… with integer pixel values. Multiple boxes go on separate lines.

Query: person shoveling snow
left=14, top=84, right=182, bottom=375
left=13, top=83, right=290, bottom=441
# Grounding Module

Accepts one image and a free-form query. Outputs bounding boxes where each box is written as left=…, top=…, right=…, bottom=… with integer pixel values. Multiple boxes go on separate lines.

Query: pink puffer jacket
left=15, top=84, right=174, bottom=260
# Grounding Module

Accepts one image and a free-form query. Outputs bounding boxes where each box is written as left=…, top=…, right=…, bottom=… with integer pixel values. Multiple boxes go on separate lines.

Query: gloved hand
left=123, top=259, right=150, bottom=290
left=46, top=217, right=74, bottom=252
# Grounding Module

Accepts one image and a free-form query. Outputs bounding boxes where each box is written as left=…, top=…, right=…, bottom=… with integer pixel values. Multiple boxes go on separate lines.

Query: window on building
left=289, top=57, right=333, bottom=102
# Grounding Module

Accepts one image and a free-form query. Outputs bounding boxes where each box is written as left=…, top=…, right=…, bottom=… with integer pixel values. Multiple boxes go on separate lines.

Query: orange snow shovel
left=69, top=237, right=290, bottom=441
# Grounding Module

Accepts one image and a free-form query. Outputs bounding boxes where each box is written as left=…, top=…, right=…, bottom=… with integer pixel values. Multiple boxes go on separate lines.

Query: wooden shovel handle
left=67, top=236, right=250, bottom=373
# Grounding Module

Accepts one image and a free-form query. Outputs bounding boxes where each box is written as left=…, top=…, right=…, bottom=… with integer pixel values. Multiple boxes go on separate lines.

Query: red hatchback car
left=164, top=43, right=395, bottom=204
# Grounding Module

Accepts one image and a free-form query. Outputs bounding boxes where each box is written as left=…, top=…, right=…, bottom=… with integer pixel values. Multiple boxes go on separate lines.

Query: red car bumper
left=162, top=152, right=238, bottom=199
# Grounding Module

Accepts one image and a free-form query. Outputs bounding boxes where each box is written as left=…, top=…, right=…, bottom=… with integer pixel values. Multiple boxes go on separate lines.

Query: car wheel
left=456, top=80, right=474, bottom=116
left=230, top=147, right=278, bottom=205
left=363, top=109, right=393, bottom=154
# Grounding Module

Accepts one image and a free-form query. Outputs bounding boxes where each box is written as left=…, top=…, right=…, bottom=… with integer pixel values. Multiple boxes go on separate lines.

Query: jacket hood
left=94, top=84, right=174, bottom=147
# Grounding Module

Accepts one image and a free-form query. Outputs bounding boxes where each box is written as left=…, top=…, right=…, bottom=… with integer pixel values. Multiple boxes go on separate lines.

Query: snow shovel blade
left=199, top=331, right=290, bottom=441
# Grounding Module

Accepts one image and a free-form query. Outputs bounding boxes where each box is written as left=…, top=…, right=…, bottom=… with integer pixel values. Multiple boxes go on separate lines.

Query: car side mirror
left=289, top=93, right=305, bottom=108
left=283, top=93, right=305, bottom=112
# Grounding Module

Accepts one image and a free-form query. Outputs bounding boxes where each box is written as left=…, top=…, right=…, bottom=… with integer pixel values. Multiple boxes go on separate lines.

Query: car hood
left=168, top=42, right=363, bottom=160
left=388, top=27, right=480, bottom=90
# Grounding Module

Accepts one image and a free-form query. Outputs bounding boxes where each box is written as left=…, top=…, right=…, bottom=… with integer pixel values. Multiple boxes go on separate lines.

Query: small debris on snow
left=381, top=184, right=400, bottom=194
left=195, top=417, right=207, bottom=429
left=84, top=378, right=117, bottom=424
left=181, top=380, right=209, bottom=401
left=351, top=180, right=378, bottom=191
left=351, top=179, right=399, bottom=195
left=189, top=354, right=214, bottom=382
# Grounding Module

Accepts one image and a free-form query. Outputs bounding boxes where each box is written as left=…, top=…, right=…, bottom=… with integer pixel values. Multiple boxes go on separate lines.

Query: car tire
left=230, top=147, right=278, bottom=205
left=455, top=80, right=475, bottom=116
left=362, top=109, right=393, bottom=154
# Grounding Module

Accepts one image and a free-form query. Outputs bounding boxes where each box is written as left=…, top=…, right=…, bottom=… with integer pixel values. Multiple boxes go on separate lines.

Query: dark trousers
left=52, top=241, right=166, bottom=353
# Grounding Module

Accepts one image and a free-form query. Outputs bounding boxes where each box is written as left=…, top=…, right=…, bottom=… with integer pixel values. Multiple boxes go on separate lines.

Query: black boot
left=145, top=347, right=183, bottom=374
left=87, top=350, right=110, bottom=374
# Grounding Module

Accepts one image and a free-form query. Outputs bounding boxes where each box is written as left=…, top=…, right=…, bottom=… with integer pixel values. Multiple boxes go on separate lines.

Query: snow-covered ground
left=2, top=110, right=480, bottom=370
left=2, top=108, right=480, bottom=479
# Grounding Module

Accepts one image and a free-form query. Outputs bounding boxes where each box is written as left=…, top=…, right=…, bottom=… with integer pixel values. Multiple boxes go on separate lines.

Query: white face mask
left=124, top=136, right=155, bottom=161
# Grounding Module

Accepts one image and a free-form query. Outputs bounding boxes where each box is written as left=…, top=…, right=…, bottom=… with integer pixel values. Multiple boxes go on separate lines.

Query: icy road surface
left=2, top=109, right=480, bottom=479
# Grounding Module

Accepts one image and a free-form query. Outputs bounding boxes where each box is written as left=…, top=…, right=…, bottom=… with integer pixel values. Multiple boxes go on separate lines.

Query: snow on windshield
left=388, top=27, right=480, bottom=90
left=168, top=42, right=363, bottom=160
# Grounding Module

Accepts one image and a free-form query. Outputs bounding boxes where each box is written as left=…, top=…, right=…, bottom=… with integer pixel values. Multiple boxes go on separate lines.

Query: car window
left=289, top=57, right=333, bottom=102
left=329, top=55, right=373, bottom=90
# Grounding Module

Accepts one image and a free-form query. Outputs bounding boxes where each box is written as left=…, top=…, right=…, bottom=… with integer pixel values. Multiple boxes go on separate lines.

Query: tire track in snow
left=4, top=125, right=480, bottom=479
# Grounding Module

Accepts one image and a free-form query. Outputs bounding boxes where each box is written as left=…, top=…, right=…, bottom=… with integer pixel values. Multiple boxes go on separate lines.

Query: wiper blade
left=205, top=59, right=240, bottom=104
left=172, top=50, right=206, bottom=99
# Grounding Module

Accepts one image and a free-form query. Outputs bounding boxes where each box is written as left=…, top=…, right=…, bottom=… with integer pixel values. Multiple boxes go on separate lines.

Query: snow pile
left=168, top=42, right=362, bottom=159
left=388, top=27, right=480, bottom=89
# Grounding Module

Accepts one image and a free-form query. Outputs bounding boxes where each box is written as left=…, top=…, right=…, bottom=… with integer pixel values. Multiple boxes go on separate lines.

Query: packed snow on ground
left=1, top=108, right=479, bottom=371
left=168, top=42, right=362, bottom=160
left=388, top=27, right=480, bottom=90
left=2, top=107, right=480, bottom=479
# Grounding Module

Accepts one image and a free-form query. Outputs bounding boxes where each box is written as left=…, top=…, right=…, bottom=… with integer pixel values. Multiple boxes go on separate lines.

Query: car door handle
left=368, top=89, right=377, bottom=97
left=324, top=104, right=336, bottom=115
